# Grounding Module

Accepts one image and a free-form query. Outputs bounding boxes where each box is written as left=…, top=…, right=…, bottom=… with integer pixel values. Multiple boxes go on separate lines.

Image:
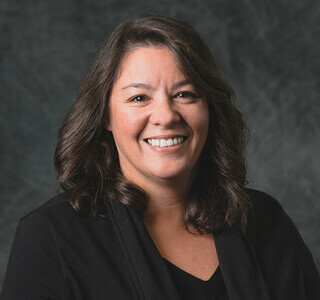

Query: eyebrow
left=121, top=79, right=192, bottom=91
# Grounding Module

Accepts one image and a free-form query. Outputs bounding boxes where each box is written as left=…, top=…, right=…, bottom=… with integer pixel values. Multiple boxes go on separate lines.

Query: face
left=107, top=46, right=209, bottom=185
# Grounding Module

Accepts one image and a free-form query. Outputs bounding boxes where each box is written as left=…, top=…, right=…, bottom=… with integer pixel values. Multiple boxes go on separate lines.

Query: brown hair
left=54, top=15, right=251, bottom=234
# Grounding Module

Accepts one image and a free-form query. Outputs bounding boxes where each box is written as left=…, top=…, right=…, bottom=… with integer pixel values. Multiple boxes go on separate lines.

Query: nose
left=149, top=95, right=181, bottom=127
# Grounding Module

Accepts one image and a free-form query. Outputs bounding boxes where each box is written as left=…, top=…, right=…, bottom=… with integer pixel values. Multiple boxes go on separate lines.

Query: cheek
left=190, top=103, right=209, bottom=137
left=113, top=108, right=147, bottom=140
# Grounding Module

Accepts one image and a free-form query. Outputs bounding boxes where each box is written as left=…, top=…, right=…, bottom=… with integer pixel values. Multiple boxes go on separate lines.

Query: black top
left=163, top=258, right=229, bottom=299
left=1, top=189, right=320, bottom=299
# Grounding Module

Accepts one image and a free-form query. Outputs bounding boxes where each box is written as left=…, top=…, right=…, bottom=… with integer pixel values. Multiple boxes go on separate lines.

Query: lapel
left=108, top=198, right=181, bottom=300
left=214, top=227, right=271, bottom=300
left=109, top=198, right=271, bottom=300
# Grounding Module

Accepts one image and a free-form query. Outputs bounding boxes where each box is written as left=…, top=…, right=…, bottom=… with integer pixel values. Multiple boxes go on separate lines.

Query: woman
left=2, top=15, right=319, bottom=300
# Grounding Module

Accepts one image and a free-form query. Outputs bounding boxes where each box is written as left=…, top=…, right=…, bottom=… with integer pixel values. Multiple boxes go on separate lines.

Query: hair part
left=54, top=15, right=251, bottom=234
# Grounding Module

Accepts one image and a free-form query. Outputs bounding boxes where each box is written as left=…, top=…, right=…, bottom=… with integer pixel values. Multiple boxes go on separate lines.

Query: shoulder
left=244, top=189, right=320, bottom=297
left=9, top=194, right=75, bottom=256
left=2, top=195, right=72, bottom=297
left=244, top=188, right=296, bottom=257
left=246, top=188, right=284, bottom=215
left=18, top=193, right=114, bottom=243
left=15, top=193, right=74, bottom=235
left=244, top=189, right=314, bottom=268
left=245, top=188, right=288, bottom=232
left=12, top=193, right=80, bottom=253
left=21, top=192, right=74, bottom=222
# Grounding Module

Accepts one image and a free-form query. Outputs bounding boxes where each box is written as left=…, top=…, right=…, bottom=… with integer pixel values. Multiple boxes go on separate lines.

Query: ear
left=105, top=106, right=112, bottom=131
left=106, top=121, right=112, bottom=132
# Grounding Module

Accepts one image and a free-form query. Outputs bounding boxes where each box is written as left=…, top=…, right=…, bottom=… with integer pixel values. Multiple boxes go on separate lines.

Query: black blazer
left=1, top=189, right=320, bottom=299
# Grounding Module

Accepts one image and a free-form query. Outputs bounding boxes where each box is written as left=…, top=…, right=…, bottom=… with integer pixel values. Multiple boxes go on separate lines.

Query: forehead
left=114, top=46, right=186, bottom=85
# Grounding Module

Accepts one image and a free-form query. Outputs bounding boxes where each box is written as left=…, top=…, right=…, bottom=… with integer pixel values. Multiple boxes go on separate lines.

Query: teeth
left=147, top=137, right=185, bottom=147
left=160, top=139, right=167, bottom=147
left=167, top=139, right=173, bottom=146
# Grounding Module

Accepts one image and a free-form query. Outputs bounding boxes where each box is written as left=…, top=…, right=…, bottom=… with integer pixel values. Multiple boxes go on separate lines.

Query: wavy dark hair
left=54, top=15, right=251, bottom=234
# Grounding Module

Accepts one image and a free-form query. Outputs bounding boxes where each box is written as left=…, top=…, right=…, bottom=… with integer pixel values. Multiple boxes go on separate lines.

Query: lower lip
left=144, top=138, right=188, bottom=153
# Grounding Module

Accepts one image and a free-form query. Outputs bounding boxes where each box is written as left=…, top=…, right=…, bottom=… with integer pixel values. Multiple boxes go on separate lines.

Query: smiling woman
left=52, top=15, right=250, bottom=235
left=2, top=15, right=319, bottom=300
left=107, top=47, right=209, bottom=187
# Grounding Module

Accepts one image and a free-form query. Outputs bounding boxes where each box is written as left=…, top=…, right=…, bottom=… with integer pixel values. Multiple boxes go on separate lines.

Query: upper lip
left=144, top=134, right=188, bottom=140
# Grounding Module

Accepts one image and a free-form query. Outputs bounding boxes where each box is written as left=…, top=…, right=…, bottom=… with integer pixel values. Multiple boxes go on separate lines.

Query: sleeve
left=1, top=212, right=67, bottom=300
left=286, top=212, right=320, bottom=299
left=246, top=189, right=320, bottom=299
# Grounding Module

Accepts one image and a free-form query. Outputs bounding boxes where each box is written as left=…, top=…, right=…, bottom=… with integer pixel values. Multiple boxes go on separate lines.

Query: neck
left=143, top=177, right=190, bottom=224
left=122, top=167, right=197, bottom=230
left=141, top=174, right=199, bottom=236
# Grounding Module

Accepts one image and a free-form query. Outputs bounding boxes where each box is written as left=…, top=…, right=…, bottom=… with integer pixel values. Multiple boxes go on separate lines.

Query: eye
left=129, top=95, right=149, bottom=102
left=174, top=91, right=199, bottom=100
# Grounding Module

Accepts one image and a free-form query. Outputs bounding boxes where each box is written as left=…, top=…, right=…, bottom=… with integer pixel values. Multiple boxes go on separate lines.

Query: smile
left=144, top=136, right=187, bottom=147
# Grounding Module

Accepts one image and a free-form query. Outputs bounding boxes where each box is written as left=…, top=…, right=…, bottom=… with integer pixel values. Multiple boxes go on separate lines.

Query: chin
left=148, top=166, right=189, bottom=180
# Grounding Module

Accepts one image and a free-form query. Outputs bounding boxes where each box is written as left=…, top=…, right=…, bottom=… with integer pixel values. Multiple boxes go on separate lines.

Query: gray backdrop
left=1, top=0, right=319, bottom=287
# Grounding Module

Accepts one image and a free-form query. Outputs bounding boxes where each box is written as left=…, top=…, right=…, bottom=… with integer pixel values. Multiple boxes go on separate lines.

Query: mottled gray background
left=1, top=0, right=319, bottom=287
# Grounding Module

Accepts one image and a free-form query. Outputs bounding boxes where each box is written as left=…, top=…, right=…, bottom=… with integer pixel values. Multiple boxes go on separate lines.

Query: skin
left=107, top=46, right=209, bottom=221
left=107, top=47, right=218, bottom=280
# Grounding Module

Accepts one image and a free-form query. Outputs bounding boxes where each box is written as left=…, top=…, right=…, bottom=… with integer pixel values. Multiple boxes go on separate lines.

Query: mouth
left=143, top=136, right=188, bottom=148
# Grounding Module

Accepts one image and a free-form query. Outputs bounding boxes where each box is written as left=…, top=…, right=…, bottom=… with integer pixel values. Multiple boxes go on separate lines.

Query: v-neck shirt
left=3, top=190, right=320, bottom=299
left=163, top=257, right=229, bottom=299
